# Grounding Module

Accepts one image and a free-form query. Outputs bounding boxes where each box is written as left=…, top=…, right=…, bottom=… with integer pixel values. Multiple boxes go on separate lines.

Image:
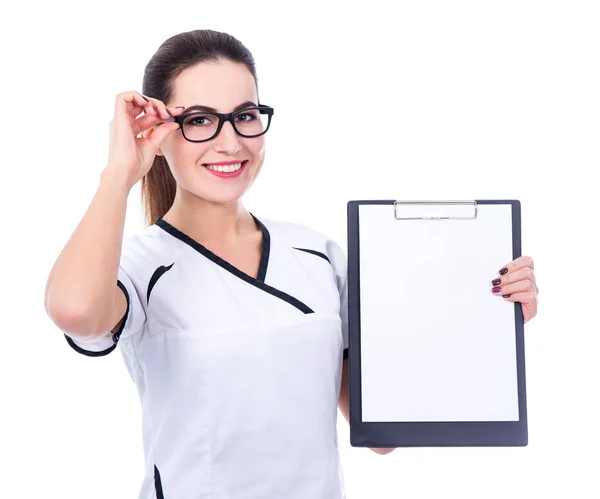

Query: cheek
left=163, top=142, right=211, bottom=184
left=248, top=138, right=266, bottom=161
left=165, top=136, right=206, bottom=166
left=250, top=154, right=265, bottom=180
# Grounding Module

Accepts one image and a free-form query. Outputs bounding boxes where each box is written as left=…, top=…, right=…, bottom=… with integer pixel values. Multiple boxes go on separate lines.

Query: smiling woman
left=140, top=45, right=270, bottom=218
left=44, top=29, right=355, bottom=499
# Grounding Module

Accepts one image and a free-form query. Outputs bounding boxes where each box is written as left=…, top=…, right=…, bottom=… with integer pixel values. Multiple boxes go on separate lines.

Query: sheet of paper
left=359, top=203, right=519, bottom=422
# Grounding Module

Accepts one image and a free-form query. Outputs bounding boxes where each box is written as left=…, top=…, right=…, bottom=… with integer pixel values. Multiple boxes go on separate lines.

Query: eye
left=189, top=117, right=209, bottom=126
left=184, top=114, right=216, bottom=127
left=235, top=110, right=259, bottom=122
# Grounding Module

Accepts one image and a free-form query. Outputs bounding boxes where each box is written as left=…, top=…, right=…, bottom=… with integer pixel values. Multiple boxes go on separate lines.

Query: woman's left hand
left=491, top=256, right=539, bottom=324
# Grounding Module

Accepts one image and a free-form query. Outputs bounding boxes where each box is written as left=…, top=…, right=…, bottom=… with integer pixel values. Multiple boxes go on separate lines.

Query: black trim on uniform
left=63, top=279, right=130, bottom=357
left=154, top=464, right=165, bottom=499
left=112, top=280, right=130, bottom=344
left=155, top=214, right=314, bottom=315
left=155, top=213, right=269, bottom=282
left=292, top=247, right=331, bottom=264
left=294, top=248, right=345, bottom=359
left=147, top=263, right=174, bottom=304
left=64, top=333, right=118, bottom=357
left=254, top=214, right=270, bottom=283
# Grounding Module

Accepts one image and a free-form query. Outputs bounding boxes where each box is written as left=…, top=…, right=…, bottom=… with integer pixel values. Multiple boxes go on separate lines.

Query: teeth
left=205, top=162, right=243, bottom=172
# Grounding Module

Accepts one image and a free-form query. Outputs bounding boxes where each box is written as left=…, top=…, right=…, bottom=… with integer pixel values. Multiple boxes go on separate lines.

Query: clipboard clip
left=394, top=200, right=478, bottom=220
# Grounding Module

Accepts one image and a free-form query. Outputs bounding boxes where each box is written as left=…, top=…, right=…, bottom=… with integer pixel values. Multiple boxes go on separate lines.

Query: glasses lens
left=234, top=108, right=270, bottom=137
left=182, top=113, right=220, bottom=141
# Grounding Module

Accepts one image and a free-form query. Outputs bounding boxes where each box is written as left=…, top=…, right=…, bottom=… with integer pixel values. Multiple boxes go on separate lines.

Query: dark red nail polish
left=499, top=268, right=508, bottom=275
left=142, top=95, right=150, bottom=102
left=492, top=286, right=502, bottom=293
left=502, top=294, right=511, bottom=298
left=166, top=108, right=173, bottom=117
left=492, top=278, right=501, bottom=286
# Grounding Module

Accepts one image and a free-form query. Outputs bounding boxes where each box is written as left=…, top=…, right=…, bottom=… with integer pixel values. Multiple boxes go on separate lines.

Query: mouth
left=202, top=160, right=248, bottom=178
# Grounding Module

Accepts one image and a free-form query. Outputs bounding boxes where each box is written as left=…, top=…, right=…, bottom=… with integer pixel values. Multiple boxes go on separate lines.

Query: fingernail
left=502, top=294, right=511, bottom=298
left=491, top=278, right=501, bottom=286
left=166, top=108, right=173, bottom=117
left=142, top=95, right=150, bottom=102
left=499, top=268, right=508, bottom=275
left=492, top=286, right=502, bottom=293
left=176, top=106, right=185, bottom=109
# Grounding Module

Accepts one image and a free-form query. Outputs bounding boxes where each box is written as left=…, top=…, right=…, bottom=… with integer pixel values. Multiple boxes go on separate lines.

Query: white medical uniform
left=64, top=213, right=349, bottom=499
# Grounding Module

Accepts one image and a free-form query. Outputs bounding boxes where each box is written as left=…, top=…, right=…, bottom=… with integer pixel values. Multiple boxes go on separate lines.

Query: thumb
left=143, top=121, right=181, bottom=155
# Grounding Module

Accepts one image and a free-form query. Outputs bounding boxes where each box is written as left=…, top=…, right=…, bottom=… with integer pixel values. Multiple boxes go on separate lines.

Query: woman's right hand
left=106, top=91, right=184, bottom=188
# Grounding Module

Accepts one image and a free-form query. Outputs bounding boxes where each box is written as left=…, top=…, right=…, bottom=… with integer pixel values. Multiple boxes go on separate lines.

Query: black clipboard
left=347, top=200, right=527, bottom=447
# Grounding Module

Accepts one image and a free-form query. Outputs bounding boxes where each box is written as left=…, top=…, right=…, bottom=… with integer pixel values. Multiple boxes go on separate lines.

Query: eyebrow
left=182, top=101, right=258, bottom=114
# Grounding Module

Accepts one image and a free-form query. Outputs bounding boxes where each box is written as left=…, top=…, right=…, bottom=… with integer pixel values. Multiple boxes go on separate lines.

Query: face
left=157, top=60, right=266, bottom=205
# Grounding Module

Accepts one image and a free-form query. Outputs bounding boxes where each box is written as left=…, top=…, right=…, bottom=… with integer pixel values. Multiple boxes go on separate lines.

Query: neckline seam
left=154, top=213, right=270, bottom=284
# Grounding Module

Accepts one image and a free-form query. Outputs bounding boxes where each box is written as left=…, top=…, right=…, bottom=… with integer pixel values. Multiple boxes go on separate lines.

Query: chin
left=193, top=189, right=249, bottom=205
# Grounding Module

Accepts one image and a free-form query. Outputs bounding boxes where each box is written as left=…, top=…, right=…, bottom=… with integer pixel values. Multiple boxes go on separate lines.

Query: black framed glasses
left=160, top=105, right=274, bottom=143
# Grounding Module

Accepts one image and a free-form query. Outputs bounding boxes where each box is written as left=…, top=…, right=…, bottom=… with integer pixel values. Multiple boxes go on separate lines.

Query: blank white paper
left=359, top=203, right=519, bottom=422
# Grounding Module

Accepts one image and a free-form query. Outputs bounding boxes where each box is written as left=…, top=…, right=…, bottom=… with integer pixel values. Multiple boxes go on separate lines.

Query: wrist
left=100, top=165, right=136, bottom=193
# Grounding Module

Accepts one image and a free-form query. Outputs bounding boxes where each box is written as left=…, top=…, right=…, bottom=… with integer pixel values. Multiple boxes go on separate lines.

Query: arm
left=338, top=358, right=396, bottom=455
left=44, top=167, right=133, bottom=340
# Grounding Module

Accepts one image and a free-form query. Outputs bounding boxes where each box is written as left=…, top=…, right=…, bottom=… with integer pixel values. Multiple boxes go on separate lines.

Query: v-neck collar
left=155, top=212, right=271, bottom=284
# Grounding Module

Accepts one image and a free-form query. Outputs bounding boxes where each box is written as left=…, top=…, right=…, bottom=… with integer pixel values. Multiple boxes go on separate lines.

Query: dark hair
left=140, top=29, right=259, bottom=227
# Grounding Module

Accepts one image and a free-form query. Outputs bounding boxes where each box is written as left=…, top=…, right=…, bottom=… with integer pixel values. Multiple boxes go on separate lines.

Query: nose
left=213, top=119, right=241, bottom=153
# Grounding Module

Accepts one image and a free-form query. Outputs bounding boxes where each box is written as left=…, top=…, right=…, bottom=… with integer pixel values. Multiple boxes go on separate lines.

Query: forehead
left=170, top=60, right=257, bottom=111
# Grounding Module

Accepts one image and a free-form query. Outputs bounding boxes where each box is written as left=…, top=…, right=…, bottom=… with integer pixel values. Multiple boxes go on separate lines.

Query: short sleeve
left=326, top=239, right=349, bottom=360
left=64, top=265, right=146, bottom=357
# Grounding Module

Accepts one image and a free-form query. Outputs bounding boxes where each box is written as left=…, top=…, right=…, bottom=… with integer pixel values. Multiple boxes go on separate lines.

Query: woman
left=44, top=29, right=539, bottom=498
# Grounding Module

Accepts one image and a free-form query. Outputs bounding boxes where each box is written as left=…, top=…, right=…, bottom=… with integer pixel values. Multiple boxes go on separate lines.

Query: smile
left=202, top=160, right=248, bottom=178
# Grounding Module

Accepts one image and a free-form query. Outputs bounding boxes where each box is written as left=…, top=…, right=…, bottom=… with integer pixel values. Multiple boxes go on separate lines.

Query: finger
left=491, top=278, right=536, bottom=296
left=144, top=96, right=173, bottom=120
left=167, top=106, right=185, bottom=116
left=126, top=95, right=149, bottom=117
left=132, top=114, right=164, bottom=136
left=132, top=105, right=185, bottom=136
left=142, top=121, right=181, bottom=153
left=497, top=255, right=534, bottom=275
left=491, top=266, right=535, bottom=288
left=136, top=94, right=161, bottom=118
left=116, top=91, right=154, bottom=120
left=501, top=291, right=538, bottom=308
left=132, top=106, right=183, bottom=134
left=138, top=104, right=184, bottom=121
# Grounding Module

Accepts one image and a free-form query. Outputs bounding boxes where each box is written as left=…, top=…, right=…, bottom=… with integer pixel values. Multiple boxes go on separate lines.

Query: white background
left=1, top=1, right=599, bottom=497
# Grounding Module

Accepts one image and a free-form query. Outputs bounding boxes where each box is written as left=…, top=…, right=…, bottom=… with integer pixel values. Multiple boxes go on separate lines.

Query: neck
left=162, top=189, right=256, bottom=244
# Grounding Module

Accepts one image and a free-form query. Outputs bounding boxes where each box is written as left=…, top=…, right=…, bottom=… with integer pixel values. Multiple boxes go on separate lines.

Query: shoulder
left=258, top=215, right=346, bottom=275
left=120, top=222, right=187, bottom=278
